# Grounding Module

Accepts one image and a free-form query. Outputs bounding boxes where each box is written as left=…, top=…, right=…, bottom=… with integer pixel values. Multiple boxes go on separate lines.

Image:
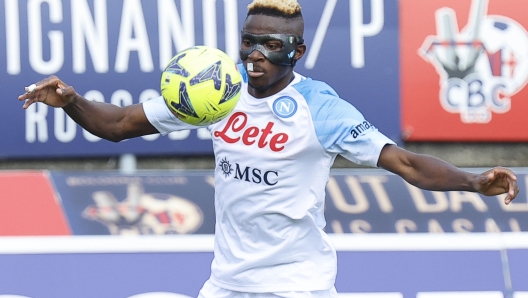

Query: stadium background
left=0, top=0, right=527, bottom=297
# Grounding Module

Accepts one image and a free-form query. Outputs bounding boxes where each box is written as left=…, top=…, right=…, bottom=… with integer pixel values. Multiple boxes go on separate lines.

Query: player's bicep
left=122, top=104, right=160, bottom=138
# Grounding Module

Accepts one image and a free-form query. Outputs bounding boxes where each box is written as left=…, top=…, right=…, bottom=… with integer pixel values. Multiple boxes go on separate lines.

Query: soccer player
left=19, top=0, right=519, bottom=297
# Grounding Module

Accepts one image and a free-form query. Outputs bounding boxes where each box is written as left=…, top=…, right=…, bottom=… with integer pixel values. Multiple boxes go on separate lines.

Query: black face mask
left=239, top=31, right=304, bottom=66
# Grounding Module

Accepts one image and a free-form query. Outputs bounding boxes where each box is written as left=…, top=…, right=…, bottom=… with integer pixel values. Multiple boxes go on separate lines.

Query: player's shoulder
left=292, top=76, right=339, bottom=100
left=292, top=77, right=346, bottom=106
left=292, top=75, right=365, bottom=121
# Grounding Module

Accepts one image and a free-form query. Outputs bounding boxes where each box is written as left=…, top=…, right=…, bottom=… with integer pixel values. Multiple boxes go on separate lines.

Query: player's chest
left=210, top=98, right=314, bottom=153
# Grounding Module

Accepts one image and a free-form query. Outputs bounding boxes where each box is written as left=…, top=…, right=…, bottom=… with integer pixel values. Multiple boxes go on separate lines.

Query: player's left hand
left=472, top=167, right=519, bottom=205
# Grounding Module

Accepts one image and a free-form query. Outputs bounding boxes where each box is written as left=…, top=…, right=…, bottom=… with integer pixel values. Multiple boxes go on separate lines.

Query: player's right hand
left=18, top=75, right=77, bottom=109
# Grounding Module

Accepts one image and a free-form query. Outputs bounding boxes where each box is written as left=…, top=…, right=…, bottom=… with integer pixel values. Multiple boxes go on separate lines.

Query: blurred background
left=0, top=0, right=527, bottom=297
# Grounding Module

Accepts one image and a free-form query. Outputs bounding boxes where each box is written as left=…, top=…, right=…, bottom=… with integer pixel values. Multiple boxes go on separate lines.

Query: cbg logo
left=420, top=0, right=528, bottom=123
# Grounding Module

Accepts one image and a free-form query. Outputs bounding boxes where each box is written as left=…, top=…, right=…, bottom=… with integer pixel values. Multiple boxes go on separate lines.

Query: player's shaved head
left=246, top=0, right=304, bottom=36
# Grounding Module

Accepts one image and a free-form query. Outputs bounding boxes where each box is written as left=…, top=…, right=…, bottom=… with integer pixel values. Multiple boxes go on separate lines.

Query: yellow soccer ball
left=161, top=46, right=242, bottom=126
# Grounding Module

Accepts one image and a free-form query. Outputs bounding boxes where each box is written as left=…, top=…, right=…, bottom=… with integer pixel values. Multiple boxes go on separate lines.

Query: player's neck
left=248, top=73, right=295, bottom=98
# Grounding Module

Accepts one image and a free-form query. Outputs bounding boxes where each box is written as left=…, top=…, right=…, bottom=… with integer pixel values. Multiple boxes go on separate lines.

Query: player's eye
left=242, top=40, right=253, bottom=48
left=265, top=41, right=282, bottom=51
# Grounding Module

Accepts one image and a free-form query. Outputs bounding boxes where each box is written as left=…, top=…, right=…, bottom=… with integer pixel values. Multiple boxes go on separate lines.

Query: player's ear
left=294, top=44, right=306, bottom=61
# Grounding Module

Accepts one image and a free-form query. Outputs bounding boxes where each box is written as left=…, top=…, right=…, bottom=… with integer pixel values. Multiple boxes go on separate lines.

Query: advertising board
left=0, top=0, right=400, bottom=158
left=400, top=0, right=528, bottom=141
left=44, top=169, right=528, bottom=236
left=2, top=169, right=527, bottom=236
left=0, top=234, right=527, bottom=297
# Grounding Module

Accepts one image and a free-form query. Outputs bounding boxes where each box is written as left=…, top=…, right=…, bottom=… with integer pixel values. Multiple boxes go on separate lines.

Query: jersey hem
left=209, top=276, right=334, bottom=293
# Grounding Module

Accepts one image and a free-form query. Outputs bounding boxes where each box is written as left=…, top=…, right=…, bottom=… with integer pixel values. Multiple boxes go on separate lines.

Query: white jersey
left=143, top=66, right=395, bottom=293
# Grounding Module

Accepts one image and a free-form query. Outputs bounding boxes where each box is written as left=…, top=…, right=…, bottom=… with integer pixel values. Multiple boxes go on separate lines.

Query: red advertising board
left=400, top=0, right=528, bottom=141
left=0, top=171, right=71, bottom=236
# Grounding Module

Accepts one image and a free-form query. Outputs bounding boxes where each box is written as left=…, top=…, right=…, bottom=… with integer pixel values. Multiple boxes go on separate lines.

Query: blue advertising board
left=0, top=234, right=528, bottom=297
left=50, top=170, right=217, bottom=235
left=0, top=0, right=400, bottom=158
left=47, top=169, right=528, bottom=236
left=324, top=169, right=528, bottom=234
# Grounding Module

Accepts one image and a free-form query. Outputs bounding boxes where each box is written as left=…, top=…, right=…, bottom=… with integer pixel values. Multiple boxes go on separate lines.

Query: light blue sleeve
left=294, top=79, right=395, bottom=167
left=142, top=96, right=200, bottom=135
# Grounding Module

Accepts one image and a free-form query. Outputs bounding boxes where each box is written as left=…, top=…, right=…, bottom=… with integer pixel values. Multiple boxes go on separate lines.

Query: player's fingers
left=24, top=83, right=37, bottom=94
left=19, top=76, right=56, bottom=98
left=502, top=169, right=517, bottom=182
left=502, top=173, right=518, bottom=204
left=45, top=76, right=75, bottom=97
left=18, top=86, right=36, bottom=100
left=504, top=177, right=520, bottom=205
left=476, top=169, right=496, bottom=190
left=21, top=98, right=35, bottom=109
left=28, top=75, right=64, bottom=95
left=19, top=85, right=41, bottom=108
left=18, top=93, right=28, bottom=101
left=35, top=75, right=61, bottom=87
left=56, top=85, right=75, bottom=96
left=492, top=166, right=514, bottom=176
left=486, top=167, right=517, bottom=187
left=56, top=80, right=68, bottom=90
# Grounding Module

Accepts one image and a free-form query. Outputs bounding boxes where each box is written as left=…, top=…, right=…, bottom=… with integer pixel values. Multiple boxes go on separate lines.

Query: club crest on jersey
left=273, top=96, right=297, bottom=118
left=419, top=0, right=528, bottom=123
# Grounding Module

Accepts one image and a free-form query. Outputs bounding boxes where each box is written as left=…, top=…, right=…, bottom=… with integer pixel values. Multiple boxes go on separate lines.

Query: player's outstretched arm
left=377, top=144, right=519, bottom=205
left=18, top=76, right=159, bottom=142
